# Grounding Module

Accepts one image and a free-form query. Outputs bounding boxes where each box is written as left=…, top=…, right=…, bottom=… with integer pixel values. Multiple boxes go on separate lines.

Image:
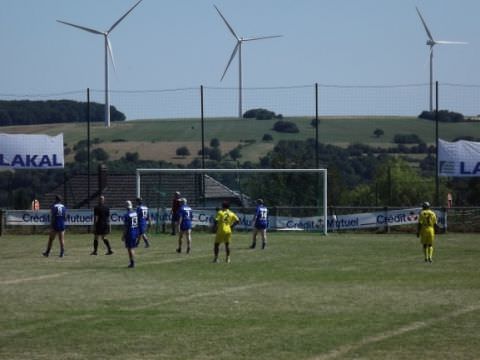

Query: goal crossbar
left=136, top=168, right=328, bottom=235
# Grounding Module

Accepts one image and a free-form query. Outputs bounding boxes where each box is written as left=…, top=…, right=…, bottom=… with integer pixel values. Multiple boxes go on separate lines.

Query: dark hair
left=55, top=195, right=62, bottom=203
left=222, top=201, right=230, bottom=209
left=136, top=197, right=142, bottom=204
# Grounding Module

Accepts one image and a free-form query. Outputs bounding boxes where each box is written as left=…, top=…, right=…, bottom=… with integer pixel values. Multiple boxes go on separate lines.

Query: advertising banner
left=438, top=139, right=480, bottom=177
left=5, top=207, right=446, bottom=231
left=0, top=133, right=64, bottom=169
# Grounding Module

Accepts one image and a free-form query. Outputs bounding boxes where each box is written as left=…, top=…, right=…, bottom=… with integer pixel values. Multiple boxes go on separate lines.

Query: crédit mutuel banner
left=6, top=207, right=446, bottom=231
left=0, top=133, right=64, bottom=169
left=438, top=139, right=480, bottom=177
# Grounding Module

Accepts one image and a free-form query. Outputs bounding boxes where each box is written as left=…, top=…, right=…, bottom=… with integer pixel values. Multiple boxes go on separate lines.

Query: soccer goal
left=136, top=168, right=328, bottom=235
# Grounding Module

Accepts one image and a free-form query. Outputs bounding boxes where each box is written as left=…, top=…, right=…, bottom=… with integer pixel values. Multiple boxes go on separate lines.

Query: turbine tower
left=214, top=5, right=282, bottom=118
left=416, top=7, right=467, bottom=112
left=57, top=0, right=144, bottom=127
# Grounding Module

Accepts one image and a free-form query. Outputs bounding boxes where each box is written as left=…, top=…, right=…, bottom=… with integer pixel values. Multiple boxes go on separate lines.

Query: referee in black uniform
left=91, top=195, right=113, bottom=255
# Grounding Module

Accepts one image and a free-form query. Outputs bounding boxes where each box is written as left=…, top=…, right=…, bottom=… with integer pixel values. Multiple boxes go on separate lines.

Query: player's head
left=99, top=195, right=105, bottom=204
left=180, top=197, right=187, bottom=204
left=222, top=200, right=230, bottom=209
left=174, top=191, right=181, bottom=198
left=256, top=198, right=264, bottom=205
left=136, top=197, right=142, bottom=205
left=54, top=195, right=62, bottom=203
left=126, top=200, right=133, bottom=210
left=422, top=201, right=430, bottom=209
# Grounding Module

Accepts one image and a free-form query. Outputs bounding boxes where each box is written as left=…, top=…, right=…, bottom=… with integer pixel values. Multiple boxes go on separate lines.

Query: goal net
left=136, top=168, right=328, bottom=235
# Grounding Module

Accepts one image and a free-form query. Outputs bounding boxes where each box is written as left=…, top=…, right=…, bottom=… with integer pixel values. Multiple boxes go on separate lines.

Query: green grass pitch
left=1, top=231, right=479, bottom=359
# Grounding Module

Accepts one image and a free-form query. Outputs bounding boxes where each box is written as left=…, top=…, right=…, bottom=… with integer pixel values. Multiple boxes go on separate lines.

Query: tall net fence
left=1, top=82, right=480, bottom=213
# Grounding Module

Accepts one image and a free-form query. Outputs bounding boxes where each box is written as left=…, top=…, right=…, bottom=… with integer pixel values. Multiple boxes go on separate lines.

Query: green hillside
left=2, top=116, right=479, bottom=163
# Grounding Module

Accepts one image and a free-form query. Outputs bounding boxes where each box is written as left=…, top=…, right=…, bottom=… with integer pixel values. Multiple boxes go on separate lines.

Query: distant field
left=1, top=231, right=479, bottom=359
left=3, top=117, right=480, bottom=163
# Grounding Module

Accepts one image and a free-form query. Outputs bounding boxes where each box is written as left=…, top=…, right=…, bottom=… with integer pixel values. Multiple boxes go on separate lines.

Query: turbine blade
left=221, top=42, right=240, bottom=81
left=243, top=35, right=283, bottom=42
left=435, top=40, right=468, bottom=45
left=214, top=5, right=239, bottom=40
left=108, top=0, right=143, bottom=33
left=107, top=37, right=117, bottom=73
left=57, top=20, right=103, bottom=35
left=415, top=7, right=434, bottom=42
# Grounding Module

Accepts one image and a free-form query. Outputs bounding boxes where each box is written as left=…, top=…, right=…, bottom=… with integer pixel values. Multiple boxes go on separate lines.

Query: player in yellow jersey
left=213, top=201, right=240, bottom=263
left=417, top=201, right=438, bottom=263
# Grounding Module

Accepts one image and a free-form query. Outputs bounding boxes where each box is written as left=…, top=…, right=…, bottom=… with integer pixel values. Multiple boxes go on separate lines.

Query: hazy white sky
left=1, top=0, right=479, bottom=118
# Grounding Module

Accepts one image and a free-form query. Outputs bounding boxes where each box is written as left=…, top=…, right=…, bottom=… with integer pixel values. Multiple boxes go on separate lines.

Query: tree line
left=0, top=100, right=126, bottom=126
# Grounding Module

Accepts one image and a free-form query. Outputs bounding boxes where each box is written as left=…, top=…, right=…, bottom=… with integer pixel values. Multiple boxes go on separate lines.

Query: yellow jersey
left=215, top=209, right=239, bottom=236
left=418, top=209, right=437, bottom=244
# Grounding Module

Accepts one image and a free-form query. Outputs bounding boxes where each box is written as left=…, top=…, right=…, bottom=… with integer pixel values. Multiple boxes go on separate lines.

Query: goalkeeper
left=213, top=201, right=239, bottom=264
left=417, top=201, right=438, bottom=263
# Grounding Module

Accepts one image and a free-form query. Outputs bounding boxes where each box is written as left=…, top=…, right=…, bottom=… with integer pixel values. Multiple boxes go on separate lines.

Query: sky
left=1, top=0, right=479, bottom=119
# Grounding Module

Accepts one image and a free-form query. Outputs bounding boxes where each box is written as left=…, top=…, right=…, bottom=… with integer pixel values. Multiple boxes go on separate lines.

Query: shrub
left=418, top=110, right=464, bottom=122
left=229, top=148, right=242, bottom=161
left=209, top=147, right=222, bottom=161
left=262, top=133, right=273, bottom=141
left=243, top=108, right=282, bottom=120
left=210, top=138, right=220, bottom=148
left=373, top=128, right=384, bottom=138
left=92, top=148, right=109, bottom=161
left=273, top=120, right=299, bottom=133
left=176, top=146, right=190, bottom=156
left=124, top=152, right=139, bottom=162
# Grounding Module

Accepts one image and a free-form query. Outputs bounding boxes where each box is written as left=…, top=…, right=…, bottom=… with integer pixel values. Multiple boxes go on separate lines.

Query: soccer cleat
left=176, top=248, right=181, bottom=253
left=42, top=251, right=49, bottom=257
left=105, top=250, right=114, bottom=255
left=249, top=243, right=256, bottom=249
left=428, top=258, right=433, bottom=263
left=144, top=241, right=150, bottom=248
left=226, top=256, right=231, bottom=264
left=212, top=257, right=219, bottom=263
left=262, top=242, right=266, bottom=250
left=90, top=251, right=98, bottom=256
left=59, top=251, right=65, bottom=258
left=186, top=247, right=191, bottom=254
left=128, top=262, right=135, bottom=268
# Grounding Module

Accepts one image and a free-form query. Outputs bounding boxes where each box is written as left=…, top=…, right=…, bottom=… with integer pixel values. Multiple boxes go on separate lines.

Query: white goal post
left=136, top=168, right=328, bottom=235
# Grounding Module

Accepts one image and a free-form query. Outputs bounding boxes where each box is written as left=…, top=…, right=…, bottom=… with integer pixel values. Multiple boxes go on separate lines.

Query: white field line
left=311, top=304, right=480, bottom=360
left=139, top=254, right=211, bottom=265
left=123, top=282, right=269, bottom=311
left=0, top=272, right=70, bottom=285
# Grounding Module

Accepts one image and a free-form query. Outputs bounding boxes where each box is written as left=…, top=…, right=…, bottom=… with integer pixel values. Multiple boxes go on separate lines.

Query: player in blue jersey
left=43, top=195, right=67, bottom=257
left=176, top=198, right=193, bottom=254
left=250, top=199, right=268, bottom=249
left=135, top=197, right=150, bottom=248
left=123, top=200, right=139, bottom=268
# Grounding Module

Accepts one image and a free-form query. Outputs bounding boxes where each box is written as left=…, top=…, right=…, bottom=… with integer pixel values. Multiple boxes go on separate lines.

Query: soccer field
left=1, top=231, right=479, bottom=360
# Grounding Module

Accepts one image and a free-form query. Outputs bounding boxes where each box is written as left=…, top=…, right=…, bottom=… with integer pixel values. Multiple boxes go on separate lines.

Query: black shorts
left=95, top=224, right=110, bottom=236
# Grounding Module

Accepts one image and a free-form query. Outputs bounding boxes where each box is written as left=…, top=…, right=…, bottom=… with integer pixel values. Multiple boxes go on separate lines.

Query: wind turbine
left=57, top=0, right=144, bottom=127
left=214, top=5, right=282, bottom=118
left=416, top=6, right=467, bottom=112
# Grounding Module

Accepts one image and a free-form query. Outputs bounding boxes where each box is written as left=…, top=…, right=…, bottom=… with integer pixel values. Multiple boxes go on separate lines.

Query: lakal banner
left=0, top=133, right=64, bottom=169
left=438, top=139, right=480, bottom=177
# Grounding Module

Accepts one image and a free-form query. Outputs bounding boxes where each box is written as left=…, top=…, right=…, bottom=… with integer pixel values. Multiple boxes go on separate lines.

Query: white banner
left=5, top=207, right=446, bottom=231
left=0, top=133, right=64, bottom=169
left=438, top=139, right=480, bottom=177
